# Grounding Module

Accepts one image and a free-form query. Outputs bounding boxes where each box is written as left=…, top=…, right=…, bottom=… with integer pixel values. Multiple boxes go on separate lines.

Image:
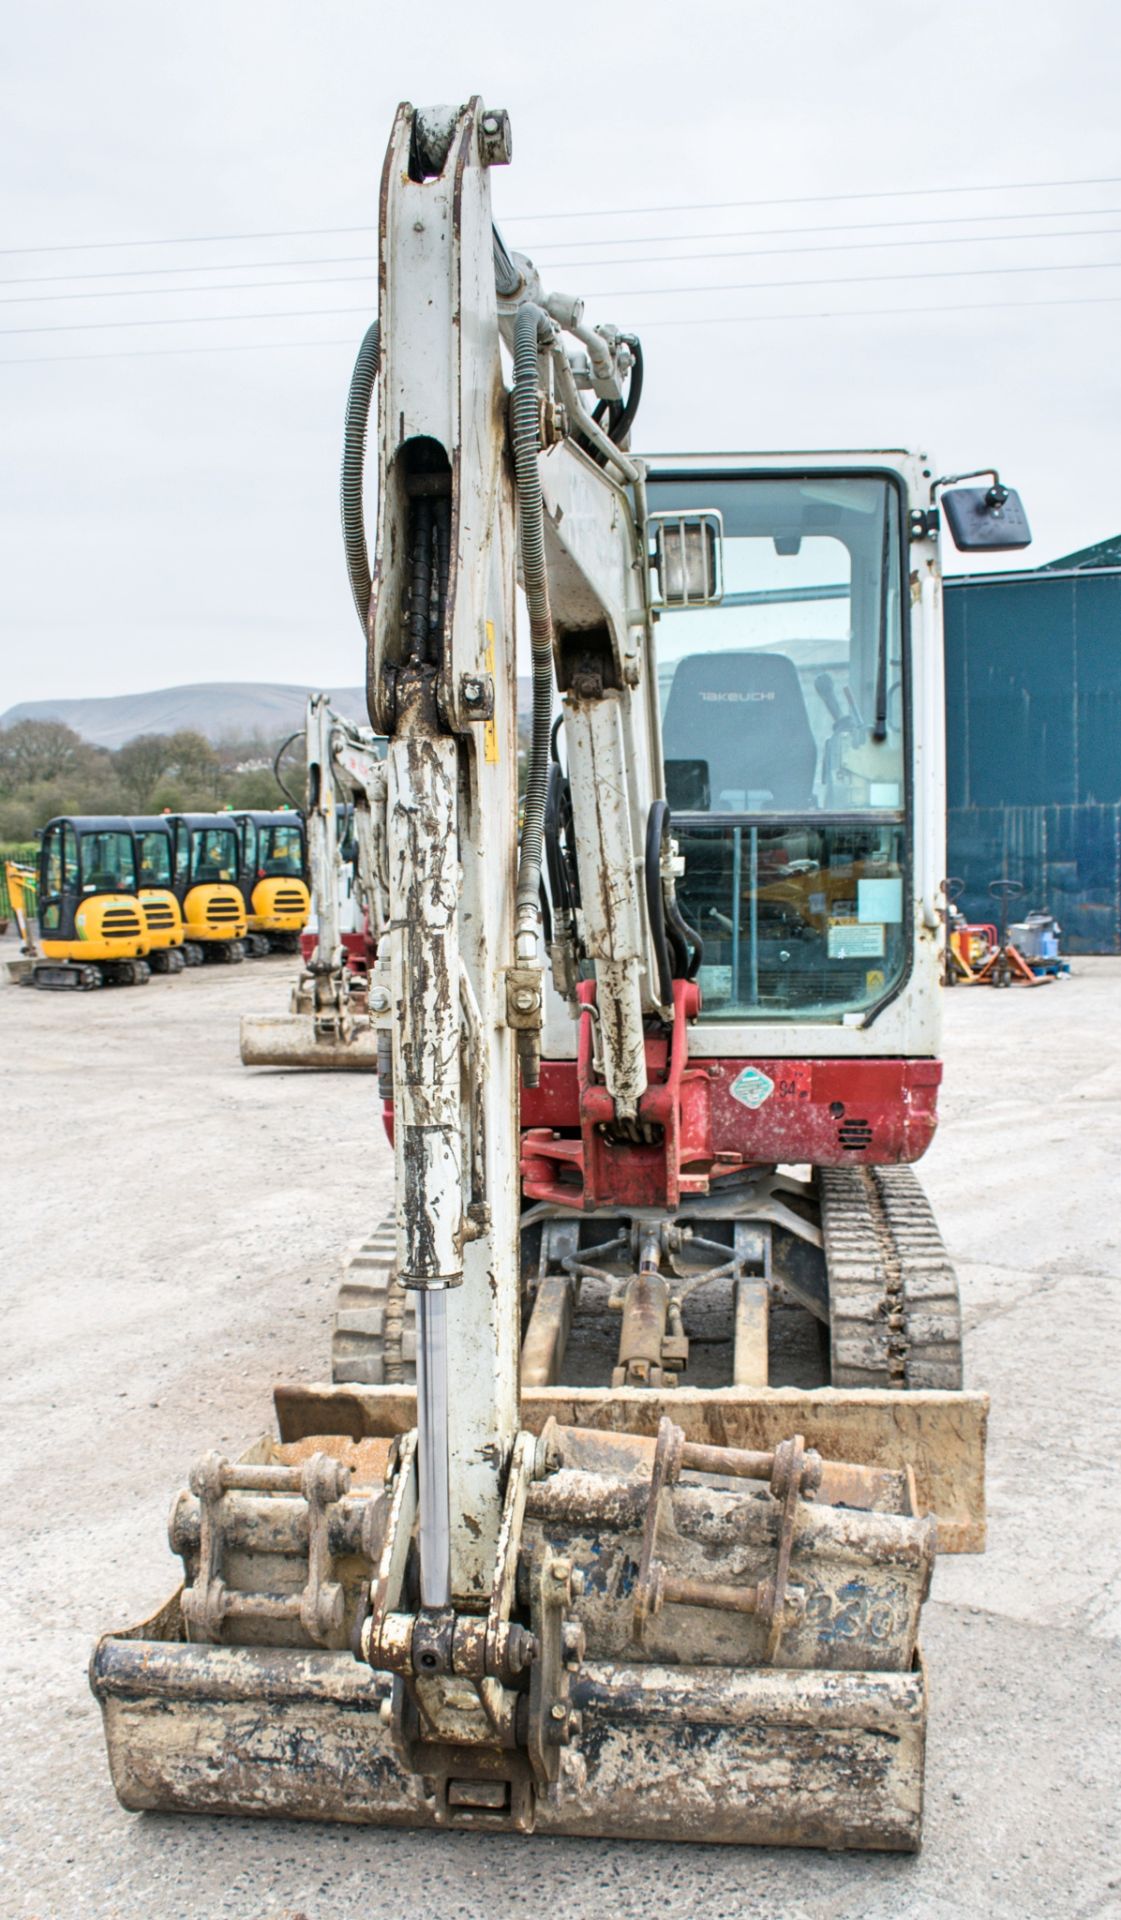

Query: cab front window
left=137, top=832, right=172, bottom=887
left=260, top=825, right=304, bottom=876
left=649, top=471, right=909, bottom=1022
left=79, top=831, right=136, bottom=894
left=190, top=829, right=238, bottom=883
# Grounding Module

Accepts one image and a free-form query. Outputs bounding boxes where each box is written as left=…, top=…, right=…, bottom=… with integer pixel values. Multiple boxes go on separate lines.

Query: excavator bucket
left=92, top=1403, right=936, bottom=1850
left=239, top=1013, right=378, bottom=1070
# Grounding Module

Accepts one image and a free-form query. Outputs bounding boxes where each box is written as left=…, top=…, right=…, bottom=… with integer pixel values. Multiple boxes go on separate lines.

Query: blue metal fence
left=943, top=567, right=1121, bottom=952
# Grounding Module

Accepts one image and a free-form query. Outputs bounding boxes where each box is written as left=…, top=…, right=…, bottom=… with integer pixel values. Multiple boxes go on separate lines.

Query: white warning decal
left=729, top=1066, right=774, bottom=1110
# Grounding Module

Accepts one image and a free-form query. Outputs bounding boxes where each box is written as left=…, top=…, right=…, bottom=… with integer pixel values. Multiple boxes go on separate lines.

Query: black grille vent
left=838, top=1117, right=874, bottom=1150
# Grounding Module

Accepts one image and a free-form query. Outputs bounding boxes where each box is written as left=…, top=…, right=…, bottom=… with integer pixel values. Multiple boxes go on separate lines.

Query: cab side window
left=63, top=824, right=79, bottom=889
left=40, top=825, right=63, bottom=930
left=173, top=825, right=190, bottom=886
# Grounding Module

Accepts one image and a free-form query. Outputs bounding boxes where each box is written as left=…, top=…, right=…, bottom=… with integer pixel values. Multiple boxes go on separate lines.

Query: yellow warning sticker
left=866, top=968, right=886, bottom=994
left=483, top=620, right=499, bottom=764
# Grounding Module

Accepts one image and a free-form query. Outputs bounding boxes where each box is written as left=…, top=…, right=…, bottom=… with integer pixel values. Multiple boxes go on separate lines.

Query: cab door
left=38, top=821, right=80, bottom=942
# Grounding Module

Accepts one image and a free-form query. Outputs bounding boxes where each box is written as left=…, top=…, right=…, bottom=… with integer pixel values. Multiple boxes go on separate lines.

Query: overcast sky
left=2, top=1, right=1119, bottom=710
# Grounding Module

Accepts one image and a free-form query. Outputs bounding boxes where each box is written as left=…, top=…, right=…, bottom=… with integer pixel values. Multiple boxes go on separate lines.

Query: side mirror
left=941, top=481, right=1031, bottom=553
left=649, top=510, right=724, bottom=606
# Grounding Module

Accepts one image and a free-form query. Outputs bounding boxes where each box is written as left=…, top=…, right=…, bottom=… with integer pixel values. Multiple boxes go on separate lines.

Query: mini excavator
left=93, top=97, right=1031, bottom=1850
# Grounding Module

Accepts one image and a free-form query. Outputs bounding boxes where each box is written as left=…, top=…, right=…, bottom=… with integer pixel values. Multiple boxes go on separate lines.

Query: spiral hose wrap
left=340, top=321, right=380, bottom=636
left=511, top=302, right=556, bottom=937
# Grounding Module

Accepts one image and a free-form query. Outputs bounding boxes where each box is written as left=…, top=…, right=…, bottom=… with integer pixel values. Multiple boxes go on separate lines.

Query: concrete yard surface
left=1, top=945, right=1118, bottom=1920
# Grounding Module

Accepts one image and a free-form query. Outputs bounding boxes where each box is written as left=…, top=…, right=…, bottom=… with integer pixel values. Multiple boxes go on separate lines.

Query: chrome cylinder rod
left=415, top=1288, right=451, bottom=1607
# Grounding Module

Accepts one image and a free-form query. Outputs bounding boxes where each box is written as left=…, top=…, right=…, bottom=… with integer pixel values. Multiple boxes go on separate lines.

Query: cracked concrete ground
left=1, top=945, right=1118, bottom=1920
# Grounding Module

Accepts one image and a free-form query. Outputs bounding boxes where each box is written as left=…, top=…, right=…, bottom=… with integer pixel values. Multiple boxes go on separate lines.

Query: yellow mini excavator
left=13, top=816, right=152, bottom=989
left=93, top=98, right=1032, bottom=1851
left=163, top=813, right=248, bottom=962
left=233, top=809, right=311, bottom=956
left=130, top=815, right=189, bottom=972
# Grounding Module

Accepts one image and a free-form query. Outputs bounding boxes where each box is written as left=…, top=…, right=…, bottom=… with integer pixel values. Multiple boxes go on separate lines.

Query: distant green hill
left=0, top=682, right=368, bottom=749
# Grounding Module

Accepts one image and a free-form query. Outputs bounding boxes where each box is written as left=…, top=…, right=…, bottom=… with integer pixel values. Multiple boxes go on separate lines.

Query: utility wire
left=3, top=171, right=1120, bottom=256
left=594, top=257, right=1121, bottom=301
left=7, top=222, right=1121, bottom=305
left=507, top=172, right=1121, bottom=224
left=538, top=225, right=1121, bottom=277
left=0, top=303, right=373, bottom=338
left=633, top=291, right=1121, bottom=329
left=5, top=255, right=1117, bottom=337
left=2, top=290, right=1118, bottom=367
left=7, top=203, right=1121, bottom=288
left=529, top=203, right=1121, bottom=252
left=0, top=271, right=378, bottom=307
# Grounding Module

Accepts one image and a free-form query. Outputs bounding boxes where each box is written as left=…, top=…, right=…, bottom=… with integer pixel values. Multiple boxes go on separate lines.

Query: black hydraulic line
left=273, top=730, right=304, bottom=808
left=408, top=498, right=434, bottom=664
left=609, top=336, right=644, bottom=445
left=644, top=801, right=676, bottom=1009
left=511, top=301, right=557, bottom=931
left=340, top=321, right=380, bottom=637
left=492, top=224, right=522, bottom=300
left=433, top=495, right=451, bottom=661
left=539, top=876, right=553, bottom=946
left=544, top=762, right=575, bottom=919
left=667, top=888, right=704, bottom=979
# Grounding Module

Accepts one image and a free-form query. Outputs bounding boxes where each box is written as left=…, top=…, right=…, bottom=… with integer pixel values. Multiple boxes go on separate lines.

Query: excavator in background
left=130, top=816, right=189, bottom=972
left=233, top=809, right=311, bottom=956
left=162, top=812, right=248, bottom=962
left=239, top=697, right=383, bottom=1067
left=11, top=816, right=152, bottom=989
left=94, top=98, right=1032, bottom=1850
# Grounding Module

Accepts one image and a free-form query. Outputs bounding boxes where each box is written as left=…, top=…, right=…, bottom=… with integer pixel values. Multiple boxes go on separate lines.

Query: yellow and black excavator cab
left=233, top=809, right=310, bottom=956
left=165, top=814, right=247, bottom=963
left=31, top=816, right=151, bottom=990
left=128, top=815, right=189, bottom=972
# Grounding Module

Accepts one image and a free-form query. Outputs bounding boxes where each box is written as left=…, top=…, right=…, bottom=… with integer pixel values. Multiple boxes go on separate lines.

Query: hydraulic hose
left=511, top=301, right=556, bottom=946
left=340, top=321, right=380, bottom=638
left=644, top=801, right=676, bottom=1010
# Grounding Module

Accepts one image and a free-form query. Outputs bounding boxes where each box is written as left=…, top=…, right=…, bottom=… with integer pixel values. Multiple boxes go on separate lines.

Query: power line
left=0, top=271, right=378, bottom=307
left=1, top=252, right=374, bottom=289
left=594, top=257, right=1121, bottom=301
left=508, top=172, right=1121, bottom=224
left=530, top=203, right=1121, bottom=252
left=8, top=223, right=1121, bottom=307
left=538, top=225, right=1121, bottom=277
left=3, top=254, right=1119, bottom=340
left=634, top=290, right=1121, bottom=329
left=1, top=289, right=1117, bottom=368
left=0, top=304, right=373, bottom=338
left=7, top=202, right=1121, bottom=290
left=3, top=171, right=1120, bottom=257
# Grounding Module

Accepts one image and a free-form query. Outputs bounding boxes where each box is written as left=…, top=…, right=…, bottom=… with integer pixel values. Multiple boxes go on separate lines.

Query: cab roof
left=44, top=814, right=138, bottom=837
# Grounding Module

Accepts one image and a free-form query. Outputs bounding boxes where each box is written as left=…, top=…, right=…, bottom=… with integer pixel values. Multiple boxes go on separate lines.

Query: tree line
left=0, top=719, right=306, bottom=844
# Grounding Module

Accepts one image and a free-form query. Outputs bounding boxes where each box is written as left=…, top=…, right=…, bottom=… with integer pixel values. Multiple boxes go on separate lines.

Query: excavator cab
left=129, top=815, right=188, bottom=972
left=30, top=816, right=150, bottom=989
left=233, top=809, right=310, bottom=955
left=165, top=814, right=247, bottom=963
left=653, top=464, right=911, bottom=1027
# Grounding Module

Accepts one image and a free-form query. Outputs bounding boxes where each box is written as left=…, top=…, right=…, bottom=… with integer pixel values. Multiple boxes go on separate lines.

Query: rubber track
left=819, top=1165, right=963, bottom=1390
left=330, top=1217, right=416, bottom=1385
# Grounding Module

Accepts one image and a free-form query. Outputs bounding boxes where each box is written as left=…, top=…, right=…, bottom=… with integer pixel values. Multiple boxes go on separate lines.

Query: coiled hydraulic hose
left=340, top=321, right=380, bottom=636
left=511, top=302, right=556, bottom=944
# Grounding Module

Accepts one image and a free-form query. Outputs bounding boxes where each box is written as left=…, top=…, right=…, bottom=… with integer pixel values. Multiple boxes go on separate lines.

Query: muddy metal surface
left=1, top=943, right=1118, bottom=1920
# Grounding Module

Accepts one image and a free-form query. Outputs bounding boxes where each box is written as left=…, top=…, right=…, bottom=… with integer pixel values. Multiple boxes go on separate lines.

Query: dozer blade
left=239, top=1014, right=378, bottom=1070
left=92, top=1410, right=937, bottom=1850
